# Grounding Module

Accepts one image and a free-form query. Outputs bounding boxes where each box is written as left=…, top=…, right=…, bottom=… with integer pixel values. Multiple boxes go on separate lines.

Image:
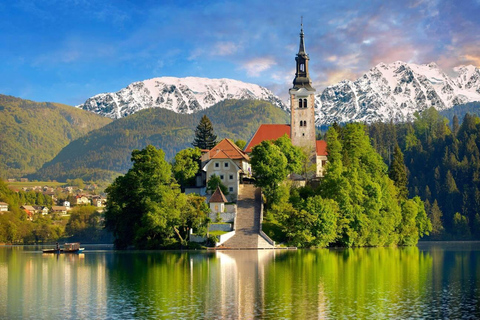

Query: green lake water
left=0, top=242, right=479, bottom=319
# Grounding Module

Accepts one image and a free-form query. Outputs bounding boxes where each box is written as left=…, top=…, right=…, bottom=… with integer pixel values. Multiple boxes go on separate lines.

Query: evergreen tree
left=389, top=144, right=409, bottom=199
left=452, top=114, right=459, bottom=136
left=429, top=200, right=444, bottom=236
left=192, top=115, right=217, bottom=150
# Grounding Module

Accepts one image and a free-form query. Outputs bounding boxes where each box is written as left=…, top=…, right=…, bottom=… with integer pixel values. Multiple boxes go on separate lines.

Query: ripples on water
left=0, top=242, right=478, bottom=319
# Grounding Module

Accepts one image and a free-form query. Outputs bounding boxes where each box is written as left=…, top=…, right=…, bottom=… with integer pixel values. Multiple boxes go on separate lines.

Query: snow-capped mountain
left=316, top=61, right=480, bottom=126
left=76, top=77, right=288, bottom=119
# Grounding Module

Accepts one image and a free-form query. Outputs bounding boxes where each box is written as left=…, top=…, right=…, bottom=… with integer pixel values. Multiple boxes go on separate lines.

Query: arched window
left=303, top=99, right=307, bottom=108
left=300, top=121, right=303, bottom=127
left=299, top=99, right=302, bottom=108
left=300, top=64, right=305, bottom=72
left=304, top=120, right=307, bottom=127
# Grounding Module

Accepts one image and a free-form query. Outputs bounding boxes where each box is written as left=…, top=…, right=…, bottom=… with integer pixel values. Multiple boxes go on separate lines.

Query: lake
left=0, top=242, right=479, bottom=319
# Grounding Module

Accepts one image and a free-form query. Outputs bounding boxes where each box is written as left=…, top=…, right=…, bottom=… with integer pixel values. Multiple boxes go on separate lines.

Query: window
left=215, top=162, right=219, bottom=168
left=300, top=63, right=305, bottom=72
left=300, top=121, right=303, bottom=127
left=303, top=120, right=307, bottom=127
left=229, top=187, right=234, bottom=192
left=229, top=174, right=234, bottom=180
left=299, top=99, right=302, bottom=108
left=224, top=162, right=229, bottom=168
left=220, top=175, right=224, bottom=180
left=303, top=99, right=307, bottom=108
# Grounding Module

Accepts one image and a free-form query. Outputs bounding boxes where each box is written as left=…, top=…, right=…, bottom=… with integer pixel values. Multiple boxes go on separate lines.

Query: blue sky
left=1, top=0, right=479, bottom=105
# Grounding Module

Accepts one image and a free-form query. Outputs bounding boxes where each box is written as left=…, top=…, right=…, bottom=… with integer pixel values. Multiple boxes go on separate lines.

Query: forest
left=367, top=106, right=480, bottom=239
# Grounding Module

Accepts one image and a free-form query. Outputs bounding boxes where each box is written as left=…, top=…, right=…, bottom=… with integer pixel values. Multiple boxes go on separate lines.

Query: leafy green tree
left=192, top=115, right=217, bottom=150
left=65, top=206, right=102, bottom=240
left=105, top=145, right=191, bottom=249
left=173, top=147, right=201, bottom=188
left=206, top=174, right=229, bottom=195
left=235, top=139, right=247, bottom=150
left=273, top=134, right=306, bottom=174
left=251, top=141, right=288, bottom=209
left=389, top=144, right=408, bottom=199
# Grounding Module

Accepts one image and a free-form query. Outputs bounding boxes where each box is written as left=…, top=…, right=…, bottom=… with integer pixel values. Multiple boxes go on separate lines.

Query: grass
left=208, top=230, right=228, bottom=237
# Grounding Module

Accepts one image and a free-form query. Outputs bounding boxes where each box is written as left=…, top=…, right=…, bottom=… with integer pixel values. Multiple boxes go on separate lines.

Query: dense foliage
left=104, top=145, right=210, bottom=249
left=32, top=99, right=289, bottom=182
left=250, top=135, right=305, bottom=209
left=0, top=94, right=111, bottom=179
left=172, top=147, right=202, bottom=188
left=368, top=107, right=480, bottom=239
left=261, top=124, right=431, bottom=247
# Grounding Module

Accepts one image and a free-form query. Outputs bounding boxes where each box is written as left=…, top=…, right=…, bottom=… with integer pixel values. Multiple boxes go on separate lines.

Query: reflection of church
left=245, top=24, right=327, bottom=177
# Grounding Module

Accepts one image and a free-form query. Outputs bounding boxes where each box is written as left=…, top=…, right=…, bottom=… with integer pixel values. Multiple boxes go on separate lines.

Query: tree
left=452, top=114, right=459, bottom=136
left=389, top=144, right=408, bottom=199
left=206, top=174, right=229, bottom=195
left=105, top=145, right=193, bottom=249
left=453, top=212, right=470, bottom=238
left=173, top=147, right=201, bottom=188
left=251, top=141, right=288, bottom=208
left=273, top=134, right=306, bottom=174
left=65, top=206, right=103, bottom=240
left=234, top=140, right=247, bottom=150
left=192, top=115, right=217, bottom=150
left=428, top=200, right=444, bottom=236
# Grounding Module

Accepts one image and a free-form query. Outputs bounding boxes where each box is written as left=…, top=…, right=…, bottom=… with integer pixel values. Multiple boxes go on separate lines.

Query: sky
left=1, top=0, right=480, bottom=105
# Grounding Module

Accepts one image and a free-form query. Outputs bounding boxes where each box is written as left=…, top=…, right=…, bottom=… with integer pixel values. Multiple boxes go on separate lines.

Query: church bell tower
left=289, top=22, right=316, bottom=154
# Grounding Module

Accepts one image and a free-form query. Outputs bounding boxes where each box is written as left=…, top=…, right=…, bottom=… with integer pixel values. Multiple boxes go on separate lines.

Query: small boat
left=62, top=242, right=85, bottom=253
left=42, top=248, right=61, bottom=254
left=43, top=242, right=84, bottom=254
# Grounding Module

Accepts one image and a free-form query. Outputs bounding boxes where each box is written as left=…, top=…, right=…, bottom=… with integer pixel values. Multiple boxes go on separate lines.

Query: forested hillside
left=32, top=99, right=289, bottom=182
left=0, top=95, right=112, bottom=179
left=368, top=107, right=480, bottom=239
left=440, top=101, right=480, bottom=124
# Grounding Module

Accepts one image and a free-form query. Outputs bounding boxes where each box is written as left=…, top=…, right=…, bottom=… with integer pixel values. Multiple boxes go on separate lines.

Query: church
left=244, top=24, right=327, bottom=177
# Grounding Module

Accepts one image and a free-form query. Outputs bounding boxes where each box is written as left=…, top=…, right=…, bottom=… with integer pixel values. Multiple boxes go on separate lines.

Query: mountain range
left=316, top=62, right=480, bottom=126
left=76, top=62, right=480, bottom=125
left=76, top=77, right=288, bottom=119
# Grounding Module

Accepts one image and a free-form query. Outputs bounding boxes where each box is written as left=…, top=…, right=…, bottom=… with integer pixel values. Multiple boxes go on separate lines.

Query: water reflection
left=0, top=243, right=479, bottom=319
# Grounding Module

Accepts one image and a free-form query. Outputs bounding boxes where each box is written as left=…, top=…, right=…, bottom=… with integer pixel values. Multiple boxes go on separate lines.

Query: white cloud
left=240, top=57, right=276, bottom=77
left=214, top=42, right=239, bottom=56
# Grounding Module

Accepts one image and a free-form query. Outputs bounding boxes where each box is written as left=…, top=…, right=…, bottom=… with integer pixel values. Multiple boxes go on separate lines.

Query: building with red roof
left=201, top=138, right=251, bottom=200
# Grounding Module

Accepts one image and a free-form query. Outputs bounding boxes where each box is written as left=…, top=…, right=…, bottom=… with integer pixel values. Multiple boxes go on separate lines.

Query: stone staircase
left=221, top=184, right=274, bottom=249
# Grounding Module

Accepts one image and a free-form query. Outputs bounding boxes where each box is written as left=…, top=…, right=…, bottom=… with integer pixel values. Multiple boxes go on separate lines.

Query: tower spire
left=292, top=19, right=313, bottom=90
left=299, top=16, right=305, bottom=54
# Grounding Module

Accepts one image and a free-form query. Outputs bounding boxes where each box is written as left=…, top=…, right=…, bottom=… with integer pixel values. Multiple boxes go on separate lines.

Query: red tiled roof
left=316, top=140, right=328, bottom=156
left=207, top=139, right=250, bottom=161
left=209, top=186, right=228, bottom=203
left=244, top=124, right=291, bottom=153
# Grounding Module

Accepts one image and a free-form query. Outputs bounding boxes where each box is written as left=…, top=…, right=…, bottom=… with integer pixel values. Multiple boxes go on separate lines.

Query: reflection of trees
left=2, top=245, right=480, bottom=318
left=263, top=247, right=434, bottom=319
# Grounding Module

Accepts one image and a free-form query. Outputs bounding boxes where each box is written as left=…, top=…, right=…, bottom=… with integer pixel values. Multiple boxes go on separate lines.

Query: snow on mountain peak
left=76, top=77, right=288, bottom=119
left=316, top=61, right=480, bottom=126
